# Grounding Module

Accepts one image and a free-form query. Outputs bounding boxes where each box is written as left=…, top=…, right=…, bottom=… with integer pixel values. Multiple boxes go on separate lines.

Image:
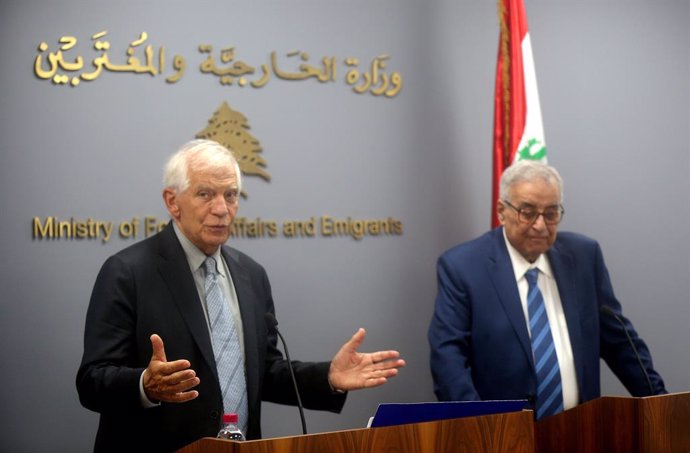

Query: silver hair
left=499, top=160, right=564, bottom=203
left=163, top=139, right=242, bottom=193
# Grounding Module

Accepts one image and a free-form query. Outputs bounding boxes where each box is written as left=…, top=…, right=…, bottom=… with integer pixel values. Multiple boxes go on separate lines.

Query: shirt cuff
left=139, top=370, right=161, bottom=408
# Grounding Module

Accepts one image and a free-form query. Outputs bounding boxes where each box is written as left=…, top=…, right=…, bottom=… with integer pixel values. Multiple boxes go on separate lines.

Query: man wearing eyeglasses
left=428, top=160, right=666, bottom=419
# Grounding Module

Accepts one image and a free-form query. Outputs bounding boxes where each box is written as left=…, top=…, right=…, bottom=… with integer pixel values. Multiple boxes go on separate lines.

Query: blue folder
left=369, top=400, right=528, bottom=428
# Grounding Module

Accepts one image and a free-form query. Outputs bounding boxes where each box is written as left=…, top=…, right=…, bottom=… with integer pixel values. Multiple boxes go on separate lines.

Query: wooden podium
left=177, top=392, right=689, bottom=453
left=177, top=410, right=534, bottom=453
left=535, top=392, right=690, bottom=453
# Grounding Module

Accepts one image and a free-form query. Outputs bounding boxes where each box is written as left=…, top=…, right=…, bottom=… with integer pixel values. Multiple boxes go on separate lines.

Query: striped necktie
left=525, top=268, right=564, bottom=419
left=204, top=257, right=248, bottom=434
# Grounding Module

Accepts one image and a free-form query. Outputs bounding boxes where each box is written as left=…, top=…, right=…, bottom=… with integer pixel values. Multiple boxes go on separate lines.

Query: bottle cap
left=222, top=413, right=239, bottom=424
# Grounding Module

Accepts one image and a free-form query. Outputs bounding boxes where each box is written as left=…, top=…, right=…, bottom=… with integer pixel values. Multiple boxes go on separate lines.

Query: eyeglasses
left=502, top=200, right=564, bottom=225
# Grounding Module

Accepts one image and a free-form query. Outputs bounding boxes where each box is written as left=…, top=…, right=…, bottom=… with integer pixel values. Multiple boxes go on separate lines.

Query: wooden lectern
left=535, top=391, right=690, bottom=453
left=177, top=410, right=534, bottom=453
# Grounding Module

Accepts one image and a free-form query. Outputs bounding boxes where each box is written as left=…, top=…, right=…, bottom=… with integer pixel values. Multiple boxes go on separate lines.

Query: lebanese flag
left=492, top=0, right=547, bottom=228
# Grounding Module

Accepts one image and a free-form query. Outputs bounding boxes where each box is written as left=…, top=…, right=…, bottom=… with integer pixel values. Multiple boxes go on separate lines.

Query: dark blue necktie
left=525, top=268, right=564, bottom=419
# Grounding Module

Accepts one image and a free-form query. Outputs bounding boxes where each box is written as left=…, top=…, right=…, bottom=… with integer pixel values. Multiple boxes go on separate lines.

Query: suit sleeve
left=76, top=255, right=146, bottom=413
left=428, top=253, right=482, bottom=402
left=594, top=243, right=667, bottom=396
left=263, top=359, right=346, bottom=411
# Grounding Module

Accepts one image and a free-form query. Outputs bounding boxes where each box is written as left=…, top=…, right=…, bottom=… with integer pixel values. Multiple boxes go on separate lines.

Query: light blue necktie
left=525, top=268, right=564, bottom=420
left=204, top=257, right=248, bottom=434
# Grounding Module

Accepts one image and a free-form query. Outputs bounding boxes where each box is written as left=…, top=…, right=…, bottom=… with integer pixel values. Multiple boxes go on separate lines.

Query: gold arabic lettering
left=33, top=33, right=403, bottom=97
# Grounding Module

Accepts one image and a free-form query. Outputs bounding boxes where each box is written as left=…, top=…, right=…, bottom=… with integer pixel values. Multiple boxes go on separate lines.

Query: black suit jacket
left=77, top=223, right=345, bottom=452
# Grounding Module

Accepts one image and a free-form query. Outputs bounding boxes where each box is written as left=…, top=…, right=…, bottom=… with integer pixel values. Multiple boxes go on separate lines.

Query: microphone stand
left=265, top=313, right=307, bottom=435
left=600, top=305, right=655, bottom=395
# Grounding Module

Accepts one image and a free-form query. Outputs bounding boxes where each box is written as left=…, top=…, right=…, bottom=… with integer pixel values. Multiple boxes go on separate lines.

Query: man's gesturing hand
left=328, top=328, right=406, bottom=392
left=143, top=334, right=200, bottom=403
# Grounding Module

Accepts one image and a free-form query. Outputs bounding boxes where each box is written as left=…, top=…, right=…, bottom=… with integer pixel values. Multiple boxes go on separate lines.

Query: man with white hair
left=77, top=139, right=405, bottom=452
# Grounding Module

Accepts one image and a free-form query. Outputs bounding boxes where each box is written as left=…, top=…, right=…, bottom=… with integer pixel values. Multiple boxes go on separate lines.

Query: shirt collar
left=172, top=222, right=226, bottom=277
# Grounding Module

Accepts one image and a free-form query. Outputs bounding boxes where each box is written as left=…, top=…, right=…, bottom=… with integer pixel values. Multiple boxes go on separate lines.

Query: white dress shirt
left=502, top=230, right=579, bottom=411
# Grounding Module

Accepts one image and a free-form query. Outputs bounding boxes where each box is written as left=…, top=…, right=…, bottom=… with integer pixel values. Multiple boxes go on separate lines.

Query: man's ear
left=163, top=188, right=180, bottom=218
left=496, top=200, right=506, bottom=224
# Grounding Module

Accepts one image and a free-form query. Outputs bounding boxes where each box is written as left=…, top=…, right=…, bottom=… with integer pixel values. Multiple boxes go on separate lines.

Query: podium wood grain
left=177, top=411, right=534, bottom=453
left=535, top=396, right=637, bottom=453
left=535, top=392, right=690, bottom=453
left=639, top=392, right=690, bottom=453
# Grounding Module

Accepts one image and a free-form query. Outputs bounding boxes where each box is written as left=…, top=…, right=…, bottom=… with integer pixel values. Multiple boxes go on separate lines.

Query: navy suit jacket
left=77, top=223, right=345, bottom=452
left=428, top=227, right=666, bottom=407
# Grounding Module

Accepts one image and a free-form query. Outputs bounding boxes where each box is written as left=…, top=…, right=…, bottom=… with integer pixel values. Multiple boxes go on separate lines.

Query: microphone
left=599, top=305, right=655, bottom=396
left=264, top=312, right=307, bottom=435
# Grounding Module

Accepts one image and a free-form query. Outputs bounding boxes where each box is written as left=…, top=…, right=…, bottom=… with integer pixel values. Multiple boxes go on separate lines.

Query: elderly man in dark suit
left=428, top=160, right=665, bottom=420
left=77, top=139, right=405, bottom=452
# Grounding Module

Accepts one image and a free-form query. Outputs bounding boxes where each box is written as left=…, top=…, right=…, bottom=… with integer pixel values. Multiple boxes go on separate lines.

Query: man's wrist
left=140, top=369, right=161, bottom=408
left=328, top=376, right=346, bottom=394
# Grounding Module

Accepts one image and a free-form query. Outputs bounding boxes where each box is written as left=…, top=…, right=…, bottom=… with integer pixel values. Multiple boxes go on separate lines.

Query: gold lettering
left=31, top=216, right=113, bottom=242
left=33, top=216, right=54, bottom=238
left=282, top=217, right=316, bottom=238
left=350, top=219, right=365, bottom=240
left=30, top=215, right=403, bottom=242
left=320, top=215, right=334, bottom=237
left=231, top=217, right=278, bottom=238
left=143, top=216, right=167, bottom=237
left=318, top=216, right=404, bottom=240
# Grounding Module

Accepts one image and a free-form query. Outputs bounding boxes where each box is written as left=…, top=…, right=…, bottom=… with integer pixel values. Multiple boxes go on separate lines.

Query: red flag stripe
left=491, top=0, right=530, bottom=228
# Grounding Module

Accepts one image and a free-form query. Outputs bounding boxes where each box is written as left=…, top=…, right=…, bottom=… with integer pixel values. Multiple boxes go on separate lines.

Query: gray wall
left=1, top=1, right=688, bottom=451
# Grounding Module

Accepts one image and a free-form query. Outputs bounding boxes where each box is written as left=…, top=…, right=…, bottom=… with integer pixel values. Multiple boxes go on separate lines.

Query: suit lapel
left=156, top=224, right=217, bottom=378
left=547, top=241, right=586, bottom=396
left=487, top=229, right=534, bottom=367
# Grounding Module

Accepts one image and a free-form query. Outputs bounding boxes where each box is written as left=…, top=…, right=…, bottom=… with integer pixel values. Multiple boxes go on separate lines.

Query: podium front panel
left=177, top=411, right=534, bottom=453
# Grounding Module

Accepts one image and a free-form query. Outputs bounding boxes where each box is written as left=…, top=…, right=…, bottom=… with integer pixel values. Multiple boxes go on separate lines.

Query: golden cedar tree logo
left=196, top=101, right=270, bottom=196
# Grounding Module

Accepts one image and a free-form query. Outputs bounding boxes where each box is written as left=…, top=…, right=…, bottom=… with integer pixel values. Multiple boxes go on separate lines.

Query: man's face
left=497, top=178, right=561, bottom=263
left=164, top=162, right=239, bottom=255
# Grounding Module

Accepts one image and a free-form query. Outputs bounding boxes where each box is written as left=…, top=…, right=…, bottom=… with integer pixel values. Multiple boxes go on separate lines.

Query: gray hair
left=499, top=160, right=564, bottom=202
left=163, top=139, right=242, bottom=193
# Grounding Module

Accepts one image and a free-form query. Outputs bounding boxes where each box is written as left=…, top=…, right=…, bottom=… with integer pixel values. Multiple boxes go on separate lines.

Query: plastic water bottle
left=217, top=413, right=246, bottom=441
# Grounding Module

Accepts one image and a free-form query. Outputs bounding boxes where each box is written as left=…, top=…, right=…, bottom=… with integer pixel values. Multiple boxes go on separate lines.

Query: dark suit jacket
left=77, top=223, right=346, bottom=452
left=428, top=227, right=666, bottom=407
